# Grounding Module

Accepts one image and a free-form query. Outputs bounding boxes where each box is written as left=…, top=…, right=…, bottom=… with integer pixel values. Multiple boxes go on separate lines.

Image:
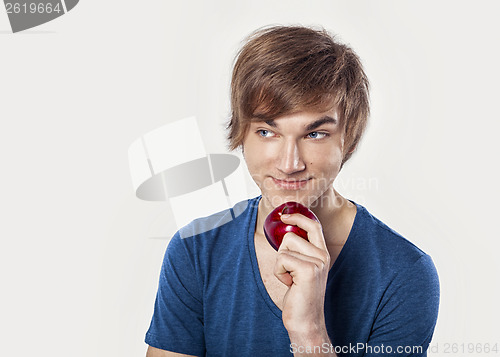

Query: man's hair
left=226, top=25, right=370, bottom=167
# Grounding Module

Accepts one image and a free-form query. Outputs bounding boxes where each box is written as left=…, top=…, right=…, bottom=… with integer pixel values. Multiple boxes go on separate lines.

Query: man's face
left=242, top=108, right=345, bottom=210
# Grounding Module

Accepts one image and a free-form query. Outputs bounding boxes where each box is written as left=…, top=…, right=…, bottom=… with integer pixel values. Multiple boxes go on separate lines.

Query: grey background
left=5, top=0, right=65, bottom=33
left=1, top=1, right=499, bottom=356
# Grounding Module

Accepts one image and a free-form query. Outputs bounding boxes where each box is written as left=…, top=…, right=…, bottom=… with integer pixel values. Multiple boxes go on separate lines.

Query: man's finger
left=274, top=249, right=326, bottom=286
left=280, top=213, right=326, bottom=250
left=279, top=232, right=330, bottom=265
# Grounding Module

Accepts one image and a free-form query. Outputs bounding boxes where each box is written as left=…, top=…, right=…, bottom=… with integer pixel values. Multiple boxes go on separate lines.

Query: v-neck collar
left=246, top=195, right=363, bottom=318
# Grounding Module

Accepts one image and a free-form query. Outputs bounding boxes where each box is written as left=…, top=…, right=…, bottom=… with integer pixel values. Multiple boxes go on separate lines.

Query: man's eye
left=257, top=129, right=274, bottom=138
left=307, top=132, right=328, bottom=139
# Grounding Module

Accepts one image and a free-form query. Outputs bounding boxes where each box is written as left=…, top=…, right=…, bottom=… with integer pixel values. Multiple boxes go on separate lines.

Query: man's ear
left=347, top=144, right=357, bottom=155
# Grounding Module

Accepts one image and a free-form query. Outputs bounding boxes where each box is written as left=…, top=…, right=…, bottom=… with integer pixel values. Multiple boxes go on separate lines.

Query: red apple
left=263, top=201, right=320, bottom=251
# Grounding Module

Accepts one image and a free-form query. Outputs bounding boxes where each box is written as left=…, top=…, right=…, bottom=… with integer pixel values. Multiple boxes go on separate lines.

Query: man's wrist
left=288, top=329, right=337, bottom=356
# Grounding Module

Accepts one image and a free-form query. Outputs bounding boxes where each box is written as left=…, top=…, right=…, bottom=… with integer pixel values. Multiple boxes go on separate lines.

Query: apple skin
left=263, top=201, right=320, bottom=251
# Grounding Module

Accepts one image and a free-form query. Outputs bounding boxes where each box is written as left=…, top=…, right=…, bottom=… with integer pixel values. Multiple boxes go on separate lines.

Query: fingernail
left=281, top=214, right=291, bottom=218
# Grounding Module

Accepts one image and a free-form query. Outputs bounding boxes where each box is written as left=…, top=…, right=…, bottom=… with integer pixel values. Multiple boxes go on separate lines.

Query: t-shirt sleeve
left=145, top=232, right=205, bottom=356
left=365, top=254, right=440, bottom=357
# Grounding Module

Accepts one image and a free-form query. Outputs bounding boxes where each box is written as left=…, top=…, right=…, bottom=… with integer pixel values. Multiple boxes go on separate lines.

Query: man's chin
left=263, top=191, right=317, bottom=209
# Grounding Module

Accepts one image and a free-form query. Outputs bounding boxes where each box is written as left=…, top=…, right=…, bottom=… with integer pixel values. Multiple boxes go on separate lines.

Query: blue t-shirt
left=145, top=196, right=439, bottom=356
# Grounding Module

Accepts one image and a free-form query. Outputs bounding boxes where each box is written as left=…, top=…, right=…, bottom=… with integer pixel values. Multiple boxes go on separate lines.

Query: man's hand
left=274, top=213, right=335, bottom=355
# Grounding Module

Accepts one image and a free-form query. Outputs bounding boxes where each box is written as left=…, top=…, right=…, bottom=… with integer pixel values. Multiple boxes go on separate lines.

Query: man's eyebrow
left=264, top=120, right=277, bottom=128
left=305, top=116, right=338, bottom=131
left=262, top=116, right=337, bottom=130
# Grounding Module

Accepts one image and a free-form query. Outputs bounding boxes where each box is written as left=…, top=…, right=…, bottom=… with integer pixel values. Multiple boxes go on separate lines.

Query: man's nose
left=277, top=140, right=306, bottom=175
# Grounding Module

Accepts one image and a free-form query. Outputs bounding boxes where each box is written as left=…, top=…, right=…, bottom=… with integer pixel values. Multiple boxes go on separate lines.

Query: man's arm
left=275, top=213, right=337, bottom=357
left=363, top=254, right=440, bottom=356
left=145, top=232, right=206, bottom=355
left=146, top=345, right=196, bottom=357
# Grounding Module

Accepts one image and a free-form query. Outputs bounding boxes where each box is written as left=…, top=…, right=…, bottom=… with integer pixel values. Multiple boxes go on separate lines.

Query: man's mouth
left=271, top=177, right=311, bottom=190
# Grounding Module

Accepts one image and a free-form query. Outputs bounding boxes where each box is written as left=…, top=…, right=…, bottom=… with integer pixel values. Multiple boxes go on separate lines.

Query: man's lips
left=272, top=177, right=311, bottom=190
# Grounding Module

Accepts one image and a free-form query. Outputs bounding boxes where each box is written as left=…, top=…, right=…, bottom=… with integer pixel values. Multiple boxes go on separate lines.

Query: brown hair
left=226, top=25, right=370, bottom=166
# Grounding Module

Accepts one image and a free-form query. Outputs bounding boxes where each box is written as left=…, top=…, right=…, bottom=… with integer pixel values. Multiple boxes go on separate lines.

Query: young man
left=145, top=26, right=440, bottom=356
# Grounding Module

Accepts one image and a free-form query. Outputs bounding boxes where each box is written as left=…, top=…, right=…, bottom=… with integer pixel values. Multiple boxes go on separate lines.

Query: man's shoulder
left=164, top=197, right=257, bottom=262
left=352, top=202, right=432, bottom=270
left=177, top=196, right=259, bottom=240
